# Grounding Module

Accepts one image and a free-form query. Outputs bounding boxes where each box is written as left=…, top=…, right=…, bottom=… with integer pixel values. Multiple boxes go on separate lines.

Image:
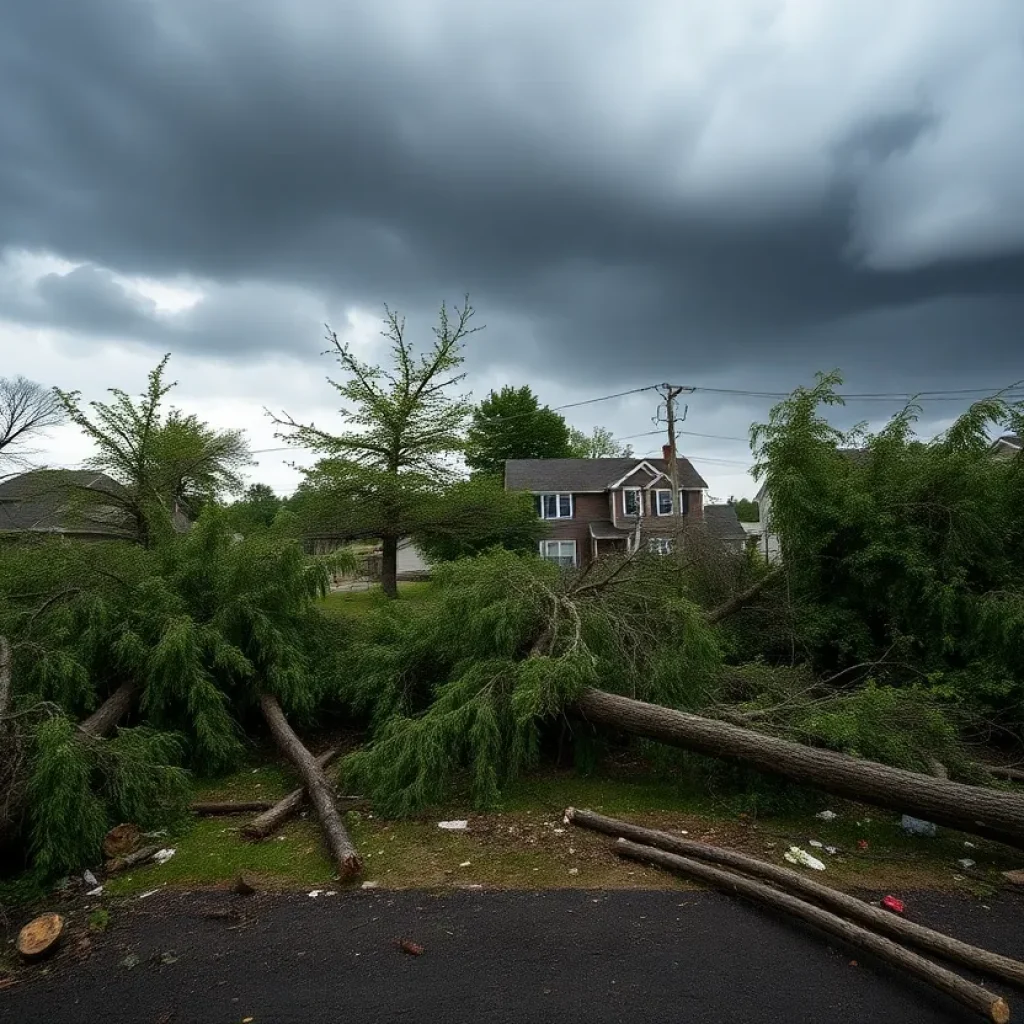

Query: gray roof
left=703, top=504, right=748, bottom=543
left=994, top=433, right=1021, bottom=449
left=589, top=520, right=630, bottom=540
left=505, top=457, right=707, bottom=492
left=0, top=470, right=132, bottom=536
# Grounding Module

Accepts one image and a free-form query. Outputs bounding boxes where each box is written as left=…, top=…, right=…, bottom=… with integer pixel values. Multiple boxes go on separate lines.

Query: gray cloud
left=1, top=0, right=1023, bottom=394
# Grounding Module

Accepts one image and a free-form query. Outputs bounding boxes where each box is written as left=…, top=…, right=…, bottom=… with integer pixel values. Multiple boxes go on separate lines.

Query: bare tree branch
left=0, top=376, right=65, bottom=466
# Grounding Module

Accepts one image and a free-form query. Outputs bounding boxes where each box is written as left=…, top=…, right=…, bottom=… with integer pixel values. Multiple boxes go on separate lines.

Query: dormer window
left=622, top=488, right=641, bottom=516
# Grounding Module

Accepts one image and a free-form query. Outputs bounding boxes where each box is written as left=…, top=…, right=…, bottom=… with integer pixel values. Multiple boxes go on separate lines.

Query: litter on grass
left=83, top=870, right=98, bottom=887
left=86, top=885, right=104, bottom=896
left=814, top=810, right=837, bottom=822
left=958, top=859, right=976, bottom=869
left=881, top=896, right=906, bottom=914
left=783, top=847, right=826, bottom=871
left=808, top=840, right=823, bottom=849
left=153, top=849, right=176, bottom=865
left=438, top=820, right=469, bottom=831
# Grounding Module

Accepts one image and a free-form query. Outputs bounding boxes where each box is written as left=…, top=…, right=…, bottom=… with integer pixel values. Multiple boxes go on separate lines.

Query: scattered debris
left=234, top=871, right=258, bottom=896
left=103, top=823, right=142, bottom=859
left=438, top=820, right=469, bottom=831
left=783, top=847, right=826, bottom=871
left=138, top=887, right=163, bottom=899
left=553, top=828, right=565, bottom=834
left=308, top=890, right=323, bottom=898
left=396, top=938, right=425, bottom=956
left=106, top=844, right=161, bottom=874
left=86, top=885, right=104, bottom=897
left=958, top=859, right=976, bottom=870
left=964, top=842, right=977, bottom=849
left=808, top=840, right=823, bottom=849
left=825, top=846, right=838, bottom=855
left=857, top=840, right=869, bottom=851
left=901, top=816, right=937, bottom=838
left=815, top=810, right=837, bottom=822
left=83, top=869, right=99, bottom=887
left=568, top=867, right=579, bottom=876
left=17, top=913, right=65, bottom=961
left=458, top=861, right=471, bottom=868
left=1002, top=869, right=1024, bottom=887
left=153, top=848, right=176, bottom=865
left=120, top=953, right=142, bottom=970
left=881, top=896, right=906, bottom=915
left=157, top=951, right=179, bottom=966
left=361, top=881, right=380, bottom=890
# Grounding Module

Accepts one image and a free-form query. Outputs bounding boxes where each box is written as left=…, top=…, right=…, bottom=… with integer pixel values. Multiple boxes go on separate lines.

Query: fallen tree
left=572, top=688, right=1024, bottom=849
left=615, top=838, right=1011, bottom=1024
left=567, top=807, right=1024, bottom=990
left=243, top=748, right=338, bottom=839
left=259, top=694, right=361, bottom=880
left=194, top=800, right=276, bottom=816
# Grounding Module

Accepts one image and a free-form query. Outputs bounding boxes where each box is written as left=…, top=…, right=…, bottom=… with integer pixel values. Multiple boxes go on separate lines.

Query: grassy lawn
left=99, top=754, right=1021, bottom=899
left=320, top=581, right=435, bottom=618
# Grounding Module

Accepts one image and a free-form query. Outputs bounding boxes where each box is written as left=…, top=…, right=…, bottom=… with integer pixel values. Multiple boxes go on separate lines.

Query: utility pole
left=656, top=384, right=690, bottom=522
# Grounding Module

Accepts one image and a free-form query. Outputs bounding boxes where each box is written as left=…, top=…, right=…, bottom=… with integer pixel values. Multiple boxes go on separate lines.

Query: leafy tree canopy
left=465, top=385, right=572, bottom=477
left=568, top=425, right=633, bottom=458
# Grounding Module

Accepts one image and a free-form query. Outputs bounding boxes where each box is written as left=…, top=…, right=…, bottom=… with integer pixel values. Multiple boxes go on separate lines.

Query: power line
left=687, top=384, right=1024, bottom=402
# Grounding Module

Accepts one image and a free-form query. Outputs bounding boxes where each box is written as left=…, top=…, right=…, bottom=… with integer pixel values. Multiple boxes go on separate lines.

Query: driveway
left=3, top=888, right=1021, bottom=1023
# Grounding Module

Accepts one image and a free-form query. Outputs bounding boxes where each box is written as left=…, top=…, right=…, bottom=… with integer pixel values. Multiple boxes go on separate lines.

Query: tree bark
left=105, top=843, right=160, bottom=874
left=567, top=807, right=1024, bottom=990
left=572, top=687, right=1024, bottom=849
left=703, top=567, right=783, bottom=625
left=381, top=535, right=398, bottom=599
left=0, top=635, right=11, bottom=724
left=989, top=766, right=1024, bottom=784
left=258, top=694, right=361, bottom=880
left=242, top=747, right=338, bottom=839
left=79, top=682, right=138, bottom=739
left=615, top=839, right=1010, bottom=1024
left=193, top=800, right=276, bottom=816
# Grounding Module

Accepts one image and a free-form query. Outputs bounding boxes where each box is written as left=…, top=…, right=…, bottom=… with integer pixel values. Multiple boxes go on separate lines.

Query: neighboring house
left=991, top=433, right=1021, bottom=458
left=752, top=479, right=782, bottom=564
left=396, top=537, right=431, bottom=579
left=504, top=447, right=711, bottom=567
left=703, top=504, right=749, bottom=554
left=0, top=469, right=189, bottom=541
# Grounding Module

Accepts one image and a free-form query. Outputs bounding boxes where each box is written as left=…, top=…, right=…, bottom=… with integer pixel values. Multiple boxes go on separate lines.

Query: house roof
left=993, top=433, right=1021, bottom=450
left=589, top=520, right=630, bottom=540
left=505, top=457, right=707, bottom=492
left=703, top=504, right=748, bottom=543
left=0, top=470, right=132, bottom=536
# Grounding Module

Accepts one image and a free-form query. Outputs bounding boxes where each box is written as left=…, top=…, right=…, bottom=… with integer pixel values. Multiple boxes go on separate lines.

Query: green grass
left=320, top=581, right=435, bottom=618
left=97, top=755, right=1022, bottom=897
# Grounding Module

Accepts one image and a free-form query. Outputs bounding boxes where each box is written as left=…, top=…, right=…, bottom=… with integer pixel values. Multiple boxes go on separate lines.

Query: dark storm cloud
left=1, top=0, right=1023, bottom=389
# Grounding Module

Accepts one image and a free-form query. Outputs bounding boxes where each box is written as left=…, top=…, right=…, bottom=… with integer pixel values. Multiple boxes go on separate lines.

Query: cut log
left=258, top=694, right=361, bottom=881
left=105, top=843, right=160, bottom=874
left=193, top=801, right=276, bottom=816
left=17, top=913, right=65, bottom=961
left=615, top=839, right=1010, bottom=1024
left=990, top=767, right=1024, bottom=784
left=572, top=687, right=1024, bottom=849
left=242, top=748, right=338, bottom=839
left=102, top=823, right=142, bottom=859
left=79, top=682, right=138, bottom=739
left=567, top=807, right=1024, bottom=990
left=703, top=567, right=784, bottom=625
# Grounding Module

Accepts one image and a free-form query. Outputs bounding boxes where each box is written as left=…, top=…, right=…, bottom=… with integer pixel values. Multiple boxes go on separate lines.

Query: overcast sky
left=2, top=0, right=1022, bottom=500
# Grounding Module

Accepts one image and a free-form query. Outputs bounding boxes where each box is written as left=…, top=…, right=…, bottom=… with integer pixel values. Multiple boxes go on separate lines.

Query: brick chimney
left=662, top=444, right=673, bottom=461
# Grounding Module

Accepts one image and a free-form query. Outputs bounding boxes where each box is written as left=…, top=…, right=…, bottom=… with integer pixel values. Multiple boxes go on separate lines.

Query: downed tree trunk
left=990, top=767, right=1024, bottom=784
left=568, top=807, right=1024, bottom=990
left=615, top=839, right=1010, bottom=1024
left=105, top=843, right=160, bottom=874
left=194, top=800, right=276, bottom=816
left=258, top=694, right=361, bottom=881
left=703, top=567, right=784, bottom=625
left=572, top=688, right=1024, bottom=849
left=243, top=748, right=338, bottom=839
left=79, top=682, right=138, bottom=739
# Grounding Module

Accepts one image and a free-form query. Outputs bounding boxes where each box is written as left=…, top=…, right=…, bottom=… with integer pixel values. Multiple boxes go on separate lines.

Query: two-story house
left=505, top=446, right=710, bottom=567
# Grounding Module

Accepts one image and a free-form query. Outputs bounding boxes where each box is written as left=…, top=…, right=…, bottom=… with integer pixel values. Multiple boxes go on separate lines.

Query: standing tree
left=568, top=425, right=633, bottom=458
left=0, top=375, right=65, bottom=469
left=226, top=483, right=284, bottom=536
left=272, top=299, right=480, bottom=598
left=54, top=355, right=253, bottom=547
left=465, top=386, right=572, bottom=478
left=728, top=497, right=760, bottom=522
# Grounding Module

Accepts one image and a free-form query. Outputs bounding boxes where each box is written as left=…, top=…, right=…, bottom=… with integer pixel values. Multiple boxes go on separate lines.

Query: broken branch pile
left=566, top=808, right=1017, bottom=1023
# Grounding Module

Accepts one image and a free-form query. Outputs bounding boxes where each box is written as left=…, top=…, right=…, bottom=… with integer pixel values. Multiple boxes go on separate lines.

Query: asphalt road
left=3, top=888, right=1022, bottom=1024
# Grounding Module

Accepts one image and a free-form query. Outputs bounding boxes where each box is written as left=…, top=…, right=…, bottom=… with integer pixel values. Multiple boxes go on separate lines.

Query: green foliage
left=25, top=716, right=189, bottom=878
left=567, top=425, right=633, bottom=458
left=88, top=908, right=111, bottom=932
left=729, top=497, right=759, bottom=522
left=753, top=371, right=1024, bottom=732
left=225, top=483, right=284, bottom=536
left=342, top=549, right=723, bottom=814
left=54, top=355, right=252, bottom=547
left=465, top=385, right=572, bottom=477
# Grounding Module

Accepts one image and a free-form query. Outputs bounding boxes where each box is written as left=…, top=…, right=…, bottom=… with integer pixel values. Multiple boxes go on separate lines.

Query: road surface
left=3, top=888, right=1022, bottom=1023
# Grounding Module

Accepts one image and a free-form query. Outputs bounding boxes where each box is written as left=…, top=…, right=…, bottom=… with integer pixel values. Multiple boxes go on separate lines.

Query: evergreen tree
left=567, top=425, right=633, bottom=458
left=465, top=386, right=571, bottom=477
left=272, top=299, right=480, bottom=597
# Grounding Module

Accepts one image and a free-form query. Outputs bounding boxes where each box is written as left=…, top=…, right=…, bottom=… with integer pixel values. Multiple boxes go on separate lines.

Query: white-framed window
left=537, top=493, right=573, bottom=520
left=654, top=489, right=691, bottom=515
left=622, top=488, right=641, bottom=516
left=539, top=539, right=577, bottom=567
left=648, top=537, right=673, bottom=556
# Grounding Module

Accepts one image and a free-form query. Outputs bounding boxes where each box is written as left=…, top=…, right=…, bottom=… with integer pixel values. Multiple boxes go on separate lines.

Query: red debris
left=396, top=938, right=425, bottom=956
left=857, top=839, right=869, bottom=850
left=881, top=895, right=905, bottom=914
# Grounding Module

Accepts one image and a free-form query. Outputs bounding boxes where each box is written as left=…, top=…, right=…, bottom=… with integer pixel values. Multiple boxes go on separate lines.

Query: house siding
left=539, top=492, right=609, bottom=564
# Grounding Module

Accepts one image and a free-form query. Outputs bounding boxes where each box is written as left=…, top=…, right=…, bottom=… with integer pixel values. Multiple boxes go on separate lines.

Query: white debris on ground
left=901, top=815, right=937, bottom=837
left=361, top=881, right=380, bottom=890
left=808, top=840, right=823, bottom=849
left=83, top=869, right=98, bottom=887
left=437, top=820, right=469, bottom=831
left=958, top=858, right=976, bottom=869
left=153, top=848, right=176, bottom=865
left=814, top=810, right=837, bottom=822
left=459, top=861, right=471, bottom=868
left=784, top=846, right=826, bottom=871
left=138, top=887, right=164, bottom=899
left=308, top=890, right=323, bottom=898
left=86, top=885, right=104, bottom=896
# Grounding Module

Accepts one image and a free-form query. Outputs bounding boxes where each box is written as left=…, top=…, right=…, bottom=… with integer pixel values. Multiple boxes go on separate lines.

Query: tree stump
left=17, top=913, right=65, bottom=961
left=102, top=823, right=142, bottom=860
